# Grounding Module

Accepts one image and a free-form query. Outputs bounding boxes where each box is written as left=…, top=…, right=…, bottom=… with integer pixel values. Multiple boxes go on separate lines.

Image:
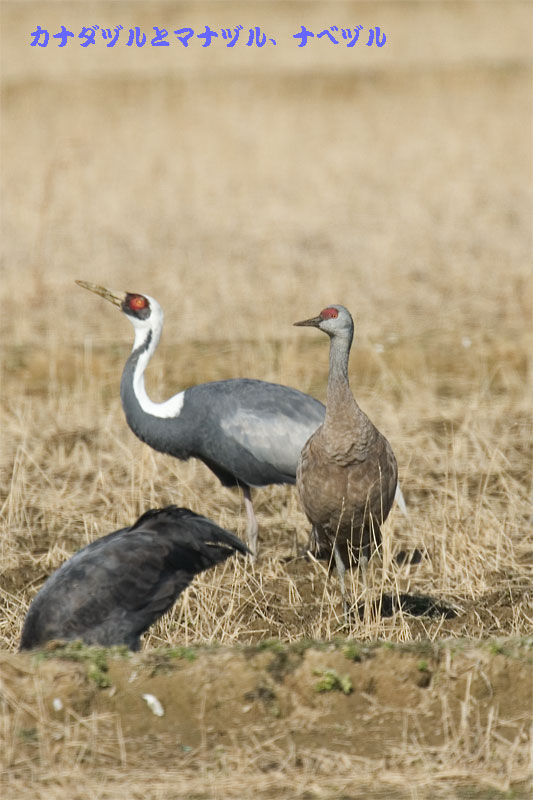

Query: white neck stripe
left=129, top=299, right=185, bottom=419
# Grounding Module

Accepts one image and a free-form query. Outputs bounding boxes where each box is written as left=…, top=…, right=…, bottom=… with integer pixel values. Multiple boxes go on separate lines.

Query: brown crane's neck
left=325, top=332, right=359, bottom=423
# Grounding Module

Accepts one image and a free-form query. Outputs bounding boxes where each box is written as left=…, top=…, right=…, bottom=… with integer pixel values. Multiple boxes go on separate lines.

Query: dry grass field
left=1, top=1, right=532, bottom=798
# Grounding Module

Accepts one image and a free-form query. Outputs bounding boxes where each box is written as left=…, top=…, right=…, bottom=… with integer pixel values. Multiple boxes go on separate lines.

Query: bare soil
left=2, top=638, right=532, bottom=799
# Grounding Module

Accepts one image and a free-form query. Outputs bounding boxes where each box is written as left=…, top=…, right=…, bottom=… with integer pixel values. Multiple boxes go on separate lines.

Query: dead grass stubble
left=1, top=327, right=531, bottom=649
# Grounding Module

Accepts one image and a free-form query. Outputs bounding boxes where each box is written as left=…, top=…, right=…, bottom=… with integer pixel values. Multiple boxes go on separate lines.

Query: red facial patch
left=320, top=307, right=338, bottom=319
left=128, top=295, right=148, bottom=311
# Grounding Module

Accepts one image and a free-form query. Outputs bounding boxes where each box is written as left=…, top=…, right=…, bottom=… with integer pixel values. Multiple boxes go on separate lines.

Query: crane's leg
left=242, top=485, right=258, bottom=558
left=304, top=526, right=330, bottom=559
left=395, top=484, right=409, bottom=518
left=359, top=554, right=369, bottom=596
left=307, top=525, right=321, bottom=554
left=333, top=543, right=349, bottom=618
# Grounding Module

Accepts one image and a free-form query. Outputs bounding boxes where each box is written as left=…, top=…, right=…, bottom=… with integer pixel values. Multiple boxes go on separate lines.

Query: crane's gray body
left=121, top=336, right=326, bottom=489
left=19, top=507, right=249, bottom=651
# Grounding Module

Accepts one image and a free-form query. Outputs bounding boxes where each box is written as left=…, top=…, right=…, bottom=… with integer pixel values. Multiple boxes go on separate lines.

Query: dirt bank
left=2, top=638, right=531, bottom=799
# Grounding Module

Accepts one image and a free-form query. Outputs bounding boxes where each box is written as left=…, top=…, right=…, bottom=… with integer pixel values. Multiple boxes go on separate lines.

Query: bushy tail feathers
left=131, top=505, right=250, bottom=570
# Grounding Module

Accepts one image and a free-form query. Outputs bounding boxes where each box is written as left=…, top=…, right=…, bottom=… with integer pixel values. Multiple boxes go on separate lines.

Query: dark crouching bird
left=19, top=506, right=249, bottom=651
left=75, top=281, right=326, bottom=556
left=294, top=305, right=398, bottom=613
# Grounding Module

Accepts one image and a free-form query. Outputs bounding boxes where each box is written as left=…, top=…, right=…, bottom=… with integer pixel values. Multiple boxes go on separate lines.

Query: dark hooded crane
left=19, top=506, right=249, bottom=651
left=294, top=305, right=399, bottom=613
left=75, top=281, right=326, bottom=556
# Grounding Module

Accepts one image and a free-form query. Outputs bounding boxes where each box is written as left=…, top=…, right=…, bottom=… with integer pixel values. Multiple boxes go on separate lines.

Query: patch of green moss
left=343, top=643, right=363, bottom=662
left=256, top=639, right=287, bottom=654
left=288, top=639, right=319, bottom=655
left=32, top=641, right=117, bottom=688
left=146, top=646, right=197, bottom=675
left=87, top=659, right=111, bottom=688
left=34, top=640, right=129, bottom=661
left=486, top=638, right=533, bottom=660
left=165, top=646, right=196, bottom=662
left=314, top=669, right=353, bottom=695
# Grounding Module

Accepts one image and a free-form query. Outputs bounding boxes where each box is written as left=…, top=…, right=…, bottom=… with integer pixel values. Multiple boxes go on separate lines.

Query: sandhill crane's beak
left=75, top=280, right=125, bottom=308
left=293, top=315, right=322, bottom=328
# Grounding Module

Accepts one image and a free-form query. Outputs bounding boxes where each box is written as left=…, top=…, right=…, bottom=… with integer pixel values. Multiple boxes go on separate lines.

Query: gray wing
left=220, top=406, right=324, bottom=484
left=215, top=381, right=324, bottom=484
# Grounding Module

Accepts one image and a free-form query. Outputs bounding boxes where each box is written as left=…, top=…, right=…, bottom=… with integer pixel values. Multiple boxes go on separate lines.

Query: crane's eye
left=320, top=307, right=338, bottom=319
left=128, top=295, right=148, bottom=311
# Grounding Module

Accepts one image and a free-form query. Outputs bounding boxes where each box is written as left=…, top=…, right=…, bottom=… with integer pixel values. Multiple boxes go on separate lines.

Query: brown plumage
left=294, top=305, right=398, bottom=610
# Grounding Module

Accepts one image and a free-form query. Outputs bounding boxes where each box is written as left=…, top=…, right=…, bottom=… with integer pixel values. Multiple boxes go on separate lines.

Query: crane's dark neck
left=119, top=329, right=191, bottom=458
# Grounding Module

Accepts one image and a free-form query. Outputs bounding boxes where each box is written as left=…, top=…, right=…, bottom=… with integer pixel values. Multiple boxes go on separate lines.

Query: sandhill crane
left=19, top=506, right=249, bottom=651
left=75, top=281, right=326, bottom=556
left=294, top=305, right=398, bottom=613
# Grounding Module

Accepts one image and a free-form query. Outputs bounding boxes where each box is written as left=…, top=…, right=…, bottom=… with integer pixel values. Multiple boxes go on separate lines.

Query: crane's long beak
left=293, top=315, right=322, bottom=328
left=75, top=280, right=125, bottom=308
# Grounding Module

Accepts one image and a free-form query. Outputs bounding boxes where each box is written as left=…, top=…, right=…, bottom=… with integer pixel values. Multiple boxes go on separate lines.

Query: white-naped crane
left=75, top=281, right=326, bottom=556
left=20, top=506, right=249, bottom=651
left=294, top=305, right=399, bottom=614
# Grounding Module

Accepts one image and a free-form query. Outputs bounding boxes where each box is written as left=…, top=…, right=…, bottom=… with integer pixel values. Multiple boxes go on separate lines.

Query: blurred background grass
left=1, top=1, right=530, bottom=347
